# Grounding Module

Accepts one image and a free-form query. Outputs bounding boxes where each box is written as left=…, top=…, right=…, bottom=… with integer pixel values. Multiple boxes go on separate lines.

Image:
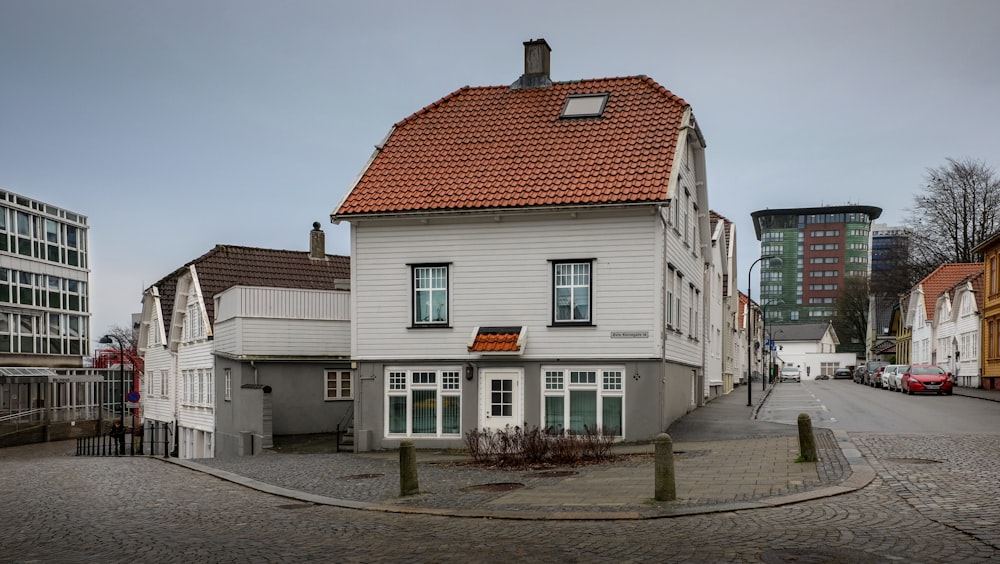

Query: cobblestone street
left=2, top=434, right=998, bottom=563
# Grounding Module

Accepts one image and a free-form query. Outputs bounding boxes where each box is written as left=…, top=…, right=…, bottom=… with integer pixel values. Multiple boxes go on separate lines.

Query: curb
left=161, top=437, right=878, bottom=521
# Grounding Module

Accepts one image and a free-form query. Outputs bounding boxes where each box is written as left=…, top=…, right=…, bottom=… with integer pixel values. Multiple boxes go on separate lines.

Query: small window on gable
left=560, top=93, right=609, bottom=118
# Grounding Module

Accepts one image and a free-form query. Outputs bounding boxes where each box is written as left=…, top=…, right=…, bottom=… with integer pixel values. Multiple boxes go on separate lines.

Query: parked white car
left=880, top=365, right=900, bottom=391
left=779, top=366, right=802, bottom=383
left=887, top=364, right=906, bottom=392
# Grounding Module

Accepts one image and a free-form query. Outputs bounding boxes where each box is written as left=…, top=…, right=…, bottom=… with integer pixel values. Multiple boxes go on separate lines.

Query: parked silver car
left=779, top=366, right=802, bottom=383
left=881, top=365, right=904, bottom=391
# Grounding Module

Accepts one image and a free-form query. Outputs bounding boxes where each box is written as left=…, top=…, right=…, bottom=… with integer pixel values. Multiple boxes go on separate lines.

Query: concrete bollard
left=797, top=413, right=818, bottom=462
left=399, top=440, right=420, bottom=496
left=654, top=433, right=677, bottom=501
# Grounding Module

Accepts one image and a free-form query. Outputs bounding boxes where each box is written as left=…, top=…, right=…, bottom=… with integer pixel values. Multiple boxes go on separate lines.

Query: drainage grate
left=339, top=473, right=384, bottom=480
left=672, top=450, right=709, bottom=459
left=276, top=503, right=316, bottom=510
left=814, top=430, right=837, bottom=451
left=462, top=482, right=525, bottom=493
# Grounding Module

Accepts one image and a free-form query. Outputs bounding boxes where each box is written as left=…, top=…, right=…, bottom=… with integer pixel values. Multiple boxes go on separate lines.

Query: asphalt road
left=2, top=385, right=999, bottom=563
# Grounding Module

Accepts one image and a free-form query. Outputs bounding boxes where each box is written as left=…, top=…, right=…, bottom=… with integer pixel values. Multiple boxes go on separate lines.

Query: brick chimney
left=309, top=222, right=326, bottom=261
left=511, top=38, right=552, bottom=90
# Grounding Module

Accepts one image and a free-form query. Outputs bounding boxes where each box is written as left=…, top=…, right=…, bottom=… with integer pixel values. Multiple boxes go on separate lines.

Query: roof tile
left=335, top=77, right=690, bottom=216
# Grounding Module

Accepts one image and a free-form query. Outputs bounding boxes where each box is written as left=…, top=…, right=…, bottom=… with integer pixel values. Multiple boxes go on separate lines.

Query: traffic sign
left=126, top=391, right=141, bottom=403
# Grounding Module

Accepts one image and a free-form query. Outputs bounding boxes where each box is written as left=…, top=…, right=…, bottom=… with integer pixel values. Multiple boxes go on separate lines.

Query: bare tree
left=906, top=158, right=1000, bottom=276
left=832, top=276, right=869, bottom=355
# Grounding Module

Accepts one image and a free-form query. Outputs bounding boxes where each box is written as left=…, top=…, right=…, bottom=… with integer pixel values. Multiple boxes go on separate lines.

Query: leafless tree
left=906, top=158, right=1000, bottom=277
left=832, top=276, right=869, bottom=354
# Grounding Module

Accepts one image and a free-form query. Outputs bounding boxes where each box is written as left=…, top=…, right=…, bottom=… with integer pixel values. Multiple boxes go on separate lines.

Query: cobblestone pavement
left=2, top=437, right=999, bottom=563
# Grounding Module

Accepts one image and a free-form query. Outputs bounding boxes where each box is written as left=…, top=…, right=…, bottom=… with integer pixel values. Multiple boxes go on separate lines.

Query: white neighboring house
left=707, top=211, right=737, bottom=398
left=933, top=270, right=984, bottom=387
left=769, top=322, right=856, bottom=379
left=137, top=225, right=350, bottom=459
left=904, top=263, right=983, bottom=368
left=331, top=39, right=716, bottom=451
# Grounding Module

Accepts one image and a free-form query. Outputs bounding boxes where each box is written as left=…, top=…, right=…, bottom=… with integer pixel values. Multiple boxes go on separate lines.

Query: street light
left=761, top=299, right=785, bottom=390
left=747, top=255, right=781, bottom=407
left=99, top=334, right=126, bottom=427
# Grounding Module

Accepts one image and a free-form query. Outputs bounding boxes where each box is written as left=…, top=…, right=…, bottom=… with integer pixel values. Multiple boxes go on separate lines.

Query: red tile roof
left=917, top=263, right=983, bottom=320
left=152, top=245, right=350, bottom=341
left=334, top=76, right=690, bottom=216
left=468, top=326, right=525, bottom=353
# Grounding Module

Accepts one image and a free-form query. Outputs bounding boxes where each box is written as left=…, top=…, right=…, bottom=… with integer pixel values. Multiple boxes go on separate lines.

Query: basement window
left=560, top=93, right=609, bottom=118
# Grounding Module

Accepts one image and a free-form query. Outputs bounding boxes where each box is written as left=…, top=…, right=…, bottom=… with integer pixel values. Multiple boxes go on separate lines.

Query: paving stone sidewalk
left=172, top=385, right=876, bottom=520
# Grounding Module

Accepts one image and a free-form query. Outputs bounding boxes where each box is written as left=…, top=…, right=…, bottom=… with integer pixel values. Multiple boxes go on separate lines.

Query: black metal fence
left=75, top=420, right=173, bottom=457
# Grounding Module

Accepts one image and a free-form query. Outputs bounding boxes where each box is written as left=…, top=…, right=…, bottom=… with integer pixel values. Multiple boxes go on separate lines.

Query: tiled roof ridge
left=395, top=85, right=472, bottom=128
left=392, top=76, right=688, bottom=131
left=150, top=244, right=349, bottom=291
left=918, top=262, right=982, bottom=286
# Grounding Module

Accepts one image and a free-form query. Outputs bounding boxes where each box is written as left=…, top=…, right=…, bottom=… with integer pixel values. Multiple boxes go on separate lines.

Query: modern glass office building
left=0, top=189, right=91, bottom=367
left=751, top=205, right=882, bottom=325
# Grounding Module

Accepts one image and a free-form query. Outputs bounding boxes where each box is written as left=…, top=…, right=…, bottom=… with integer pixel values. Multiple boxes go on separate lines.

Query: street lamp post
left=747, top=255, right=780, bottom=407
left=761, top=299, right=785, bottom=390
left=99, top=334, right=126, bottom=427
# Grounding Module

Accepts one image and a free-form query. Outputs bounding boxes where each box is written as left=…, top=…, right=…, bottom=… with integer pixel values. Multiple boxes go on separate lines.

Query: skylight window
left=560, top=93, right=609, bottom=118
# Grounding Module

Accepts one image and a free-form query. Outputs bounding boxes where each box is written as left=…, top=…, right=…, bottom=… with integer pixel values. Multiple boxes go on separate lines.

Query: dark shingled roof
left=150, top=245, right=350, bottom=342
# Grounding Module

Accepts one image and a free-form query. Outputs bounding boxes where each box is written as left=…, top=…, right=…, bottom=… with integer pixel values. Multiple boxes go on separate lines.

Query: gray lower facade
left=352, top=357, right=699, bottom=452
left=215, top=357, right=353, bottom=457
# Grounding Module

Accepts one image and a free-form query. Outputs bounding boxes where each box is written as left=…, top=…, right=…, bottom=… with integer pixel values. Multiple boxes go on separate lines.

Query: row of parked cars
left=853, top=362, right=955, bottom=395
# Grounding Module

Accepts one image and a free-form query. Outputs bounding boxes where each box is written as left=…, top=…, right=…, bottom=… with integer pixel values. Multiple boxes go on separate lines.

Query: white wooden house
left=137, top=225, right=350, bottom=458
left=904, top=264, right=982, bottom=368
left=331, top=39, right=714, bottom=451
left=932, top=270, right=983, bottom=387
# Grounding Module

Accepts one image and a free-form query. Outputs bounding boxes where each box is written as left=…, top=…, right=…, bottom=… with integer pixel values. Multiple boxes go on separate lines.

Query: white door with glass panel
left=479, top=369, right=523, bottom=432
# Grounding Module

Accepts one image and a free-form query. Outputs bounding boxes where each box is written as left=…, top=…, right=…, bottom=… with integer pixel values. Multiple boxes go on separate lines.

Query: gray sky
left=3, top=0, right=999, bottom=340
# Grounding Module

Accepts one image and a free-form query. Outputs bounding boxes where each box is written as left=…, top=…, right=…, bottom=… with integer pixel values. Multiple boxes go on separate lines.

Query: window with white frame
left=326, top=370, right=352, bottom=400
left=553, top=260, right=592, bottom=324
left=386, top=368, right=461, bottom=436
left=224, top=368, right=232, bottom=401
left=542, top=367, right=624, bottom=436
left=961, top=293, right=974, bottom=316
left=412, top=264, right=449, bottom=326
left=205, top=369, right=213, bottom=405
left=185, top=301, right=204, bottom=340
left=159, top=370, right=168, bottom=397
left=666, top=265, right=676, bottom=329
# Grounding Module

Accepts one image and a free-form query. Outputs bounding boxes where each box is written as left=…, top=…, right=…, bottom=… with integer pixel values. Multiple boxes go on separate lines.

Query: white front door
left=479, top=368, right=523, bottom=432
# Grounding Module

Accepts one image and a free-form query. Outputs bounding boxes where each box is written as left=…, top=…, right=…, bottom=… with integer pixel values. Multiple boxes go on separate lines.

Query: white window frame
left=541, top=366, right=625, bottom=438
left=224, top=368, right=232, bottom=402
left=553, top=260, right=593, bottom=325
left=412, top=264, right=449, bottom=327
left=384, top=367, right=462, bottom=438
left=325, top=369, right=353, bottom=400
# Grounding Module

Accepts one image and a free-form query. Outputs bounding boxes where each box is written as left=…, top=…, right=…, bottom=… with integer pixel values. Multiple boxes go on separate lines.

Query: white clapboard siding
left=140, top=343, right=174, bottom=423
left=213, top=286, right=351, bottom=357
left=215, top=286, right=349, bottom=322
left=351, top=210, right=677, bottom=360
left=214, top=317, right=350, bottom=357
left=176, top=340, right=214, bottom=432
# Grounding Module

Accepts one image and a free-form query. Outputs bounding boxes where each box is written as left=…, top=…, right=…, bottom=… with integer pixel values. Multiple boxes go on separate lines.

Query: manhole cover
left=339, top=473, right=384, bottom=480
left=524, top=470, right=578, bottom=478
left=462, top=482, right=525, bottom=492
left=760, top=548, right=884, bottom=563
left=884, top=458, right=943, bottom=465
left=276, top=503, right=316, bottom=510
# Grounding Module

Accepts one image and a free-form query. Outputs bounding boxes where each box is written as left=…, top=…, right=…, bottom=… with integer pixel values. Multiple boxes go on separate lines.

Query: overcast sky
left=3, top=0, right=999, bottom=341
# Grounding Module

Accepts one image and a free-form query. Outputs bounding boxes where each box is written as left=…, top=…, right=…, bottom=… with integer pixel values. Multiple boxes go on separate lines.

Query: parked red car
left=900, top=364, right=954, bottom=395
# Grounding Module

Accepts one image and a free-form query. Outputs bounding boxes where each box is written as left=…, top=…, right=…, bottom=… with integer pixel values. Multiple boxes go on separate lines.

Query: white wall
left=349, top=209, right=692, bottom=362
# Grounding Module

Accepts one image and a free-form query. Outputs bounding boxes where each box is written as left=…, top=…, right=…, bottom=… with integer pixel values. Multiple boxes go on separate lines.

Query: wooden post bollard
left=654, top=433, right=676, bottom=501
left=399, top=440, right=420, bottom=496
left=797, top=413, right=818, bottom=462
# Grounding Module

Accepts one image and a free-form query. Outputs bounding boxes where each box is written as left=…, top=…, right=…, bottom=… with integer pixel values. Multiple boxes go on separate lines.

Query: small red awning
left=467, top=326, right=526, bottom=354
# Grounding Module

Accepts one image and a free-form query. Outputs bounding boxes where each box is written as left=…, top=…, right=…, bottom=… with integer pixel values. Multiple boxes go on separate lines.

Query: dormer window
left=560, top=93, right=609, bottom=118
